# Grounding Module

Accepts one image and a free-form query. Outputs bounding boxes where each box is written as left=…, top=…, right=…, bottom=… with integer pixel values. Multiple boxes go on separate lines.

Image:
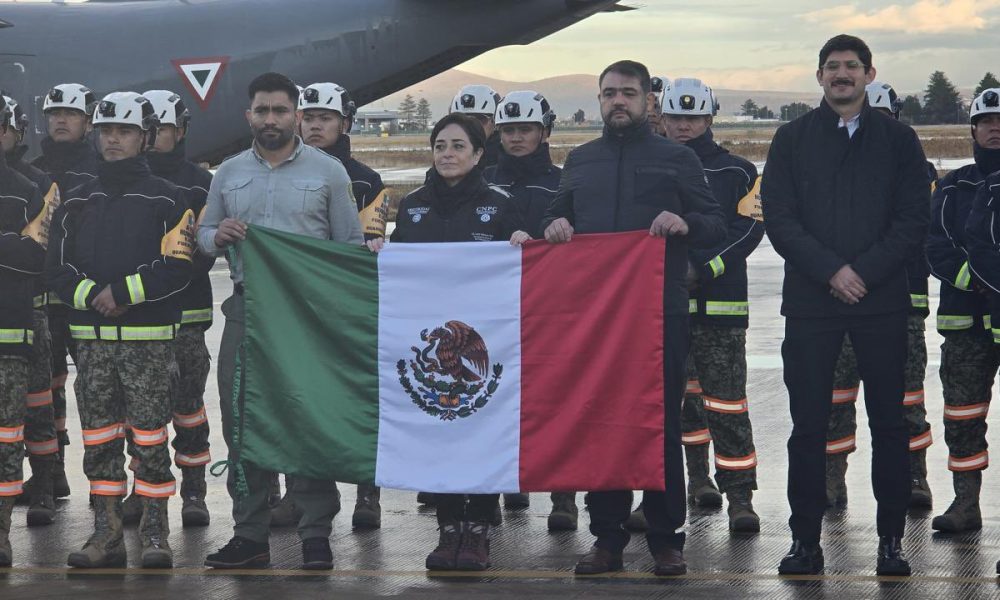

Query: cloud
left=690, top=64, right=818, bottom=91
left=800, top=0, right=1000, bottom=34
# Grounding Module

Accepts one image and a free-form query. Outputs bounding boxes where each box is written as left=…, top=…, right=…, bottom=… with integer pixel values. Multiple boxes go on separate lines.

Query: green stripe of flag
left=241, top=226, right=380, bottom=482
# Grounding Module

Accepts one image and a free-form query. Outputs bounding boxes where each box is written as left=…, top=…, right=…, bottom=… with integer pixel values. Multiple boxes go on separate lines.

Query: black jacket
left=685, top=131, right=763, bottom=329
left=30, top=136, right=98, bottom=200
left=541, top=120, right=726, bottom=317
left=963, top=159, right=1000, bottom=335
left=483, top=143, right=561, bottom=240
left=148, top=142, right=216, bottom=330
left=321, top=135, right=388, bottom=240
left=906, top=162, right=938, bottom=319
left=46, top=155, right=194, bottom=338
left=480, top=132, right=502, bottom=170
left=761, top=99, right=930, bottom=318
left=391, top=168, right=523, bottom=243
left=6, top=145, right=55, bottom=196
left=0, top=157, right=46, bottom=357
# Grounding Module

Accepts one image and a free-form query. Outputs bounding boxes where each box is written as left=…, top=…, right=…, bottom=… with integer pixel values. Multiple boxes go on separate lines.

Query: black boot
left=876, top=536, right=911, bottom=576
left=180, top=466, right=210, bottom=527
left=778, top=540, right=823, bottom=575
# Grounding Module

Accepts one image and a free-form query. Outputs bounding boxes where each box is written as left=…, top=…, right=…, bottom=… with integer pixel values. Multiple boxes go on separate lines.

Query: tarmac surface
left=4, top=237, right=1000, bottom=599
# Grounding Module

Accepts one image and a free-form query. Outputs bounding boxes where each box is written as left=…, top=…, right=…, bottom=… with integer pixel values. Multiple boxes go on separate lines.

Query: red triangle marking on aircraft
left=171, top=56, right=230, bottom=110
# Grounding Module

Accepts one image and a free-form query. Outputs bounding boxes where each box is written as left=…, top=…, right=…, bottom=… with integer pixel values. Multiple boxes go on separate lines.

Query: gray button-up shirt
left=197, top=137, right=364, bottom=283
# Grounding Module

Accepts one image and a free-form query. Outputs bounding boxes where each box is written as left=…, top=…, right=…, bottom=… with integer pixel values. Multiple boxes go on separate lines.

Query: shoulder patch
left=737, top=177, right=764, bottom=222
left=21, top=183, right=62, bottom=249
left=358, top=189, right=389, bottom=237
left=162, top=209, right=196, bottom=262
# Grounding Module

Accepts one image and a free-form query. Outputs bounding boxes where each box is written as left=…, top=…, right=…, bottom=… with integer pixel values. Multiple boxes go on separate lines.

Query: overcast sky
left=459, top=0, right=999, bottom=94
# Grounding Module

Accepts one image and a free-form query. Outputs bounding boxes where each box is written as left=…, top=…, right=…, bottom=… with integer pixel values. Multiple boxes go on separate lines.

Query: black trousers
left=435, top=493, right=500, bottom=525
left=588, top=315, right=688, bottom=554
left=783, top=311, right=910, bottom=544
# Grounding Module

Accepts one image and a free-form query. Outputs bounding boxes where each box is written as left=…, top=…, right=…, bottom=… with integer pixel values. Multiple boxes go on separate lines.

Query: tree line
left=738, top=72, right=1000, bottom=125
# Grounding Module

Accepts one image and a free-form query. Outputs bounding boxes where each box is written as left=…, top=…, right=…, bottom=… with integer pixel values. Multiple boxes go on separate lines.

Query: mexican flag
left=235, top=226, right=667, bottom=493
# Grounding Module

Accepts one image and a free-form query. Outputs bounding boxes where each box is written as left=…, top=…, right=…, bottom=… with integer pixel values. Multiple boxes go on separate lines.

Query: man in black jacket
left=661, top=78, right=764, bottom=533
left=48, top=91, right=194, bottom=569
left=761, top=35, right=930, bottom=576
left=543, top=60, right=725, bottom=577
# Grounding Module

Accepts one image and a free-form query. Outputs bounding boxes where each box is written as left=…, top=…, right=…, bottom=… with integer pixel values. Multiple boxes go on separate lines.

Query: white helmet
left=92, top=92, right=158, bottom=130
left=661, top=78, right=718, bottom=116
left=866, top=81, right=901, bottom=116
left=43, top=83, right=94, bottom=115
left=299, top=82, right=356, bottom=119
left=495, top=91, right=556, bottom=129
left=450, top=84, right=500, bottom=116
left=143, top=90, right=190, bottom=129
left=971, top=88, right=1000, bottom=123
left=1, top=95, right=27, bottom=132
left=651, top=76, right=670, bottom=111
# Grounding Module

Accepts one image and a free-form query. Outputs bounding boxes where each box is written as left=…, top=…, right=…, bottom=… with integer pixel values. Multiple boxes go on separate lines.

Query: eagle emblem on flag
left=397, top=320, right=503, bottom=421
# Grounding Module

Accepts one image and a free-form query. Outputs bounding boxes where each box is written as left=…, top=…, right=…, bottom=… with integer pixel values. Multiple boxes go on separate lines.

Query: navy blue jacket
left=483, top=143, right=561, bottom=240
left=322, top=135, right=388, bottom=240
left=0, top=158, right=45, bottom=357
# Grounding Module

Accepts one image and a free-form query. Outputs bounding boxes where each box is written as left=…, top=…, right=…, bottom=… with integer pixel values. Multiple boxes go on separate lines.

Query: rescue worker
left=929, top=87, right=1000, bottom=534
left=661, top=78, right=764, bottom=533
left=0, top=95, right=48, bottom=566
left=483, top=90, right=578, bottom=529
left=648, top=76, right=669, bottom=136
left=199, top=73, right=362, bottom=571
left=762, top=35, right=929, bottom=576
left=299, top=81, right=389, bottom=530
left=450, top=84, right=503, bottom=170
left=120, top=90, right=214, bottom=528
left=824, top=81, right=936, bottom=511
left=543, top=60, right=726, bottom=577
left=47, top=91, right=194, bottom=568
left=31, top=83, right=100, bottom=500
left=2, top=94, right=62, bottom=522
left=390, top=112, right=524, bottom=571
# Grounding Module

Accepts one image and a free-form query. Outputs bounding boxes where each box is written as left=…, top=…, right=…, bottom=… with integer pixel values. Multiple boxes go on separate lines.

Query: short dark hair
left=430, top=113, right=486, bottom=152
left=599, top=60, right=651, bottom=94
left=819, top=34, right=873, bottom=72
left=248, top=72, right=299, bottom=105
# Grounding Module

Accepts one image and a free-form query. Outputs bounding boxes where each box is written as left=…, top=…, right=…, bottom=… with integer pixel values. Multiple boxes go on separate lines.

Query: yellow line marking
left=1, top=566, right=997, bottom=584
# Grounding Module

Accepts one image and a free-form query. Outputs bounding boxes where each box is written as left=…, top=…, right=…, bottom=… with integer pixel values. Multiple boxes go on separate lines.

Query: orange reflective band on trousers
left=943, top=403, right=989, bottom=420
left=82, top=423, right=126, bottom=446
left=135, top=479, right=176, bottom=498
left=25, top=389, right=53, bottom=408
left=715, top=452, right=757, bottom=470
left=948, top=451, right=988, bottom=472
left=826, top=435, right=856, bottom=455
left=681, top=429, right=711, bottom=446
left=832, top=387, right=859, bottom=404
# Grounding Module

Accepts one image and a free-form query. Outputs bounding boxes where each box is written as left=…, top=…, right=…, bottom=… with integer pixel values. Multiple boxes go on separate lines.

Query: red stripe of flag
left=518, top=232, right=666, bottom=492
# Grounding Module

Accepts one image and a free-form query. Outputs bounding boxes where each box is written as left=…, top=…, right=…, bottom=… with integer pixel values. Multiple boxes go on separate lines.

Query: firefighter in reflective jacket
left=824, top=81, right=936, bottom=511
left=46, top=92, right=194, bottom=569
left=0, top=94, right=48, bottom=567
left=658, top=78, right=764, bottom=533
left=935, top=87, right=1000, bottom=535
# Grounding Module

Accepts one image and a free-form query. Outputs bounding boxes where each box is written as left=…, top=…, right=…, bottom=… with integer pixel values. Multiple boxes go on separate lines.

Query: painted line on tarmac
left=2, top=566, right=998, bottom=585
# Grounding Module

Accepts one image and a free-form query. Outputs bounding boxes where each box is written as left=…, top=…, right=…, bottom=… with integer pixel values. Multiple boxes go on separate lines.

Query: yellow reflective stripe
left=993, top=328, right=1000, bottom=345
left=0, top=329, right=32, bottom=344
left=937, top=315, right=974, bottom=330
left=955, top=261, right=972, bottom=290
left=705, top=301, right=749, bottom=316
left=708, top=255, right=725, bottom=278
left=125, top=274, right=145, bottom=304
left=47, top=293, right=64, bottom=306
left=984, top=315, right=992, bottom=330
left=909, top=294, right=928, bottom=309
left=73, top=279, right=97, bottom=310
left=688, top=298, right=698, bottom=314
left=32, top=294, right=47, bottom=309
left=180, top=308, right=213, bottom=324
left=69, top=325, right=175, bottom=341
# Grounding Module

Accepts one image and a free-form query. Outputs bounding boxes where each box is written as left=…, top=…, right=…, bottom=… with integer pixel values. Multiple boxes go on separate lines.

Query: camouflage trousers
left=939, top=328, right=1000, bottom=472
left=0, top=357, right=28, bottom=495
left=680, top=323, right=757, bottom=492
left=126, top=326, right=211, bottom=472
left=47, top=304, right=73, bottom=438
left=25, top=310, right=58, bottom=462
left=827, top=315, right=932, bottom=455
left=74, top=340, right=176, bottom=498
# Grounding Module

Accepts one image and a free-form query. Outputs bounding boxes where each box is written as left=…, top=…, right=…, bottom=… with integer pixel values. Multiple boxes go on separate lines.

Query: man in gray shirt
left=199, top=72, right=362, bottom=571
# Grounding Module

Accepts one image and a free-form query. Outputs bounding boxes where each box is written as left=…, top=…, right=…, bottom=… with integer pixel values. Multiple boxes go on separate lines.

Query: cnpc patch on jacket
left=21, top=183, right=62, bottom=250
left=737, top=178, right=763, bottom=222
left=161, top=208, right=196, bottom=261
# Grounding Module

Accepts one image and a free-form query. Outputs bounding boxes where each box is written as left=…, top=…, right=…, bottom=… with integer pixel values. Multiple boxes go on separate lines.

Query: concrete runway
left=3, top=236, right=1000, bottom=599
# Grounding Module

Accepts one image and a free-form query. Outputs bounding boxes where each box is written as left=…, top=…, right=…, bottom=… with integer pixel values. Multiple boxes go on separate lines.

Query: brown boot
left=932, top=470, right=982, bottom=533
left=825, top=452, right=848, bottom=509
left=653, top=547, right=687, bottom=576
left=685, top=445, right=722, bottom=507
left=0, top=497, right=13, bottom=567
left=139, top=497, right=172, bottom=568
left=455, top=521, right=491, bottom=571
left=574, top=545, right=623, bottom=575
left=909, top=449, right=932, bottom=509
left=180, top=466, right=210, bottom=527
left=25, top=457, right=56, bottom=526
left=726, top=487, right=760, bottom=533
left=68, top=495, right=127, bottom=568
left=547, top=492, right=578, bottom=531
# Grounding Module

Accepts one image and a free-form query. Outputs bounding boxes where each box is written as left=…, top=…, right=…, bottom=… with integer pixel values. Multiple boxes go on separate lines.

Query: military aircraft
left=0, top=0, right=630, bottom=163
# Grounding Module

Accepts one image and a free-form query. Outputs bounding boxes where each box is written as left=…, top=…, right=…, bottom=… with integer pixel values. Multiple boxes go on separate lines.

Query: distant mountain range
left=361, top=68, right=975, bottom=123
